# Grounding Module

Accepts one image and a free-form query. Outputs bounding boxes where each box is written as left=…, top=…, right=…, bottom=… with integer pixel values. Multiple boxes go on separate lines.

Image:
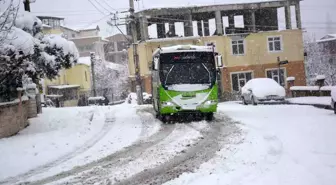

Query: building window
left=71, top=33, right=76, bottom=38
left=268, top=36, right=282, bottom=52
left=232, top=40, right=245, bottom=55
left=266, top=68, right=286, bottom=86
left=85, top=71, right=88, bottom=82
left=231, top=72, right=253, bottom=91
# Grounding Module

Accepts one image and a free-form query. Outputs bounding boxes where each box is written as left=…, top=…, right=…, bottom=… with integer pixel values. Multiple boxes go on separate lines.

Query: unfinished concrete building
left=131, top=0, right=301, bottom=40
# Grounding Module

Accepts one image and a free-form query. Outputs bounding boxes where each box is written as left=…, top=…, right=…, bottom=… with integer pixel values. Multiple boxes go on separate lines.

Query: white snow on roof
left=62, top=25, right=98, bottom=32
left=48, top=85, right=80, bottom=89
left=286, top=76, right=295, bottom=81
left=290, top=86, right=320, bottom=91
left=316, top=75, right=326, bottom=80
left=77, top=57, right=91, bottom=66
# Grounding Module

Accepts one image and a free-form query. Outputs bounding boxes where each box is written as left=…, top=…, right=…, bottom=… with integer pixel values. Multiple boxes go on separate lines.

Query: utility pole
left=91, top=52, right=97, bottom=97
left=129, top=0, right=143, bottom=105
left=23, top=0, right=31, bottom=12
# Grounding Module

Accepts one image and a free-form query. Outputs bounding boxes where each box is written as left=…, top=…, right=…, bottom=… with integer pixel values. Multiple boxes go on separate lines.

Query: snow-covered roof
left=77, top=57, right=92, bottom=66
left=317, top=34, right=336, bottom=43
left=286, top=76, right=295, bottom=81
left=153, top=45, right=213, bottom=57
left=61, top=25, right=99, bottom=32
left=316, top=75, right=326, bottom=80
left=48, top=85, right=80, bottom=89
left=290, top=86, right=320, bottom=91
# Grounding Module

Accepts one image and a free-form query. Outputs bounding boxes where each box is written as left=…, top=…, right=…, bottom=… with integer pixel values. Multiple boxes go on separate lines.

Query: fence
left=290, top=86, right=333, bottom=97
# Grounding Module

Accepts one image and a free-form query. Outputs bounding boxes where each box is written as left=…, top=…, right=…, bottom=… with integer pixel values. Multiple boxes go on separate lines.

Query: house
left=127, top=0, right=306, bottom=95
left=104, top=34, right=131, bottom=65
left=61, top=25, right=107, bottom=61
left=37, top=15, right=64, bottom=35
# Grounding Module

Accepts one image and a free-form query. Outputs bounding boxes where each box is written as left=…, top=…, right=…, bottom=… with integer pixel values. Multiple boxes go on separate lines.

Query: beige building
left=128, top=0, right=306, bottom=95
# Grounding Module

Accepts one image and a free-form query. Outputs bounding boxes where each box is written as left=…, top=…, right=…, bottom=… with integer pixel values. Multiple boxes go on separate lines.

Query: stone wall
left=0, top=100, right=29, bottom=139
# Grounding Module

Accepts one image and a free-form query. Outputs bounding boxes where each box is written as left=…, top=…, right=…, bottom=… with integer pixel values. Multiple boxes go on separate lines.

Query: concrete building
left=37, top=15, right=64, bottom=35
left=128, top=0, right=306, bottom=95
left=61, top=25, right=107, bottom=61
left=104, top=34, right=131, bottom=65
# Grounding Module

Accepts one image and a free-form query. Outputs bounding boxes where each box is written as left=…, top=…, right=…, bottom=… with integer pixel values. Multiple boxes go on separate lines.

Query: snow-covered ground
left=288, top=96, right=332, bottom=106
left=165, top=102, right=336, bottom=185
left=0, top=104, right=160, bottom=184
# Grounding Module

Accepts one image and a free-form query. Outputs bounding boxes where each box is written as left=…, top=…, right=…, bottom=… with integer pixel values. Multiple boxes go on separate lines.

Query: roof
left=317, top=34, right=336, bottom=43
left=48, top=85, right=80, bottom=89
left=61, top=25, right=100, bottom=32
left=135, top=0, right=296, bottom=17
left=77, top=56, right=94, bottom=66
left=105, top=33, right=131, bottom=42
left=36, top=15, right=64, bottom=20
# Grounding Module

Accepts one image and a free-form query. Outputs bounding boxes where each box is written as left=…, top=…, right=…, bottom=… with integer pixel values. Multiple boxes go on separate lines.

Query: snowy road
left=1, top=102, right=335, bottom=185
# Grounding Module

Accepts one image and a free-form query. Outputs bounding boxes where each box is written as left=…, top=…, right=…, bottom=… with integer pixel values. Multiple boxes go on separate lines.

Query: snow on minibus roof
left=152, top=45, right=213, bottom=57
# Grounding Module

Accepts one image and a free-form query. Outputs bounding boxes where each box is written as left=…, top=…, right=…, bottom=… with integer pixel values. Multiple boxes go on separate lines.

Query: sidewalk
left=287, top=96, right=333, bottom=110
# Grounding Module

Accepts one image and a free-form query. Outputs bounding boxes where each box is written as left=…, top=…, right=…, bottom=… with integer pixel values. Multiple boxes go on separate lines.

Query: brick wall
left=0, top=100, right=29, bottom=139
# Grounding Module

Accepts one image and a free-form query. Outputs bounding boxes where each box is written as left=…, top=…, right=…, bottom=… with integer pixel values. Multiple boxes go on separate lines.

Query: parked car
left=331, top=86, right=336, bottom=114
left=126, top=92, right=152, bottom=104
left=241, top=78, right=286, bottom=105
left=88, top=96, right=105, bottom=106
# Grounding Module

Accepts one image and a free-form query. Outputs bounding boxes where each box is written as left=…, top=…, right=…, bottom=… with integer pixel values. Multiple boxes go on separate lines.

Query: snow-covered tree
left=304, top=34, right=336, bottom=85
left=94, top=58, right=129, bottom=101
left=0, top=1, right=79, bottom=102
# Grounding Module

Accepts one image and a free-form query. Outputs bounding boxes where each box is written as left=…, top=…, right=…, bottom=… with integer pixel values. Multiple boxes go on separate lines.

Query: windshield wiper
left=164, top=65, right=175, bottom=85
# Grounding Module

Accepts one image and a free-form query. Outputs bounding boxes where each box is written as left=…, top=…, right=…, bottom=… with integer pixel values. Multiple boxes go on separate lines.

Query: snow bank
left=288, top=96, right=332, bottom=106
left=241, top=78, right=285, bottom=97
left=167, top=84, right=210, bottom=92
left=290, top=86, right=320, bottom=91
left=286, top=76, right=295, bottom=81
left=0, top=107, right=108, bottom=180
left=320, top=86, right=334, bottom=91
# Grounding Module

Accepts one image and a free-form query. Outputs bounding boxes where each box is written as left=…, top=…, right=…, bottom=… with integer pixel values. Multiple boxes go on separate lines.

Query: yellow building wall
left=44, top=64, right=91, bottom=93
left=128, top=29, right=304, bottom=76
left=42, top=28, right=63, bottom=35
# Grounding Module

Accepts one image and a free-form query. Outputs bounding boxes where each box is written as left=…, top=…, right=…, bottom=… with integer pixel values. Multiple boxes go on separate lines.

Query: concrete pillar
left=168, top=22, right=176, bottom=37
left=139, top=16, right=149, bottom=41
left=295, top=1, right=302, bottom=29
left=197, top=21, right=203, bottom=36
left=204, top=20, right=210, bottom=36
left=157, top=22, right=166, bottom=38
left=184, top=13, right=193, bottom=37
left=285, top=1, right=292, bottom=29
left=215, top=11, right=223, bottom=35
left=251, top=10, right=256, bottom=32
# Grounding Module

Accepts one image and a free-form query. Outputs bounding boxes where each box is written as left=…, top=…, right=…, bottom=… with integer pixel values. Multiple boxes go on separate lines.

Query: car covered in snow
left=331, top=86, right=336, bottom=114
left=126, top=92, right=152, bottom=104
left=241, top=78, right=286, bottom=105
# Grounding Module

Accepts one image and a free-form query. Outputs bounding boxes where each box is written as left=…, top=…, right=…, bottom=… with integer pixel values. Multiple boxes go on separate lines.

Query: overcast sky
left=14, top=0, right=336, bottom=39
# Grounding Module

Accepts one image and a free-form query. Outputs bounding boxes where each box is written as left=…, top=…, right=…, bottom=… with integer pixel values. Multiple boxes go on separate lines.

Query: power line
left=92, top=0, right=111, bottom=14
left=99, top=0, right=119, bottom=12
left=87, top=0, right=106, bottom=15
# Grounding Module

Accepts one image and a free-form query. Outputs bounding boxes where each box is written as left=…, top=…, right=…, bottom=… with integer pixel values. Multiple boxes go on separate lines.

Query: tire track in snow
left=22, top=107, right=175, bottom=185
left=114, top=112, right=240, bottom=185
left=0, top=110, right=116, bottom=185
